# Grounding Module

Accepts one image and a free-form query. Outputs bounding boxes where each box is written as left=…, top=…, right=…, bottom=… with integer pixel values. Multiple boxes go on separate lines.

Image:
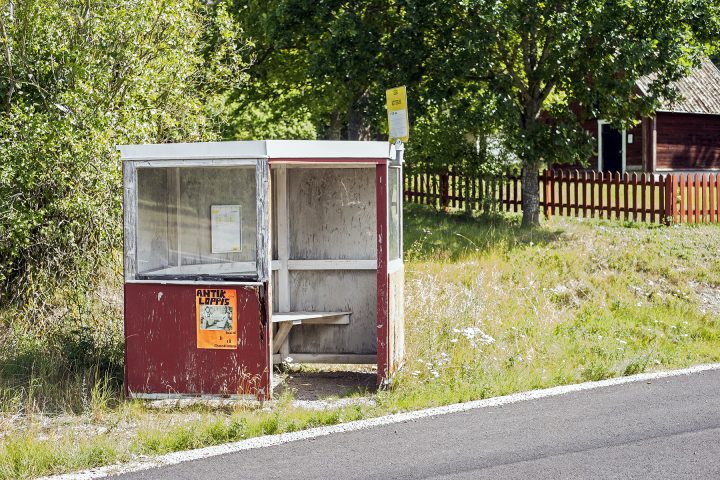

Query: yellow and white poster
left=196, top=288, right=237, bottom=349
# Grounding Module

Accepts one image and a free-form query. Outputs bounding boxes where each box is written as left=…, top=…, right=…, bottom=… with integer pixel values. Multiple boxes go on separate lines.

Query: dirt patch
left=690, top=281, right=720, bottom=316
left=275, top=368, right=377, bottom=401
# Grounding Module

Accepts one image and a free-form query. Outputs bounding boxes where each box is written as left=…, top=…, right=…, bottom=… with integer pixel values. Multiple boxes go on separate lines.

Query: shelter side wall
left=124, top=283, right=270, bottom=398
left=656, top=112, right=720, bottom=170
left=282, top=167, right=378, bottom=355
left=288, top=271, right=378, bottom=354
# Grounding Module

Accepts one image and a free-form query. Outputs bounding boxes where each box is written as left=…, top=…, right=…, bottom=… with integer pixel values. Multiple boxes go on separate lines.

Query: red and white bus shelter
left=119, top=141, right=404, bottom=399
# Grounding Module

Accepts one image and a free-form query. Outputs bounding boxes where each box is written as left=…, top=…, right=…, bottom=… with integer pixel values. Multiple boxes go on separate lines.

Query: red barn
left=586, top=58, right=720, bottom=173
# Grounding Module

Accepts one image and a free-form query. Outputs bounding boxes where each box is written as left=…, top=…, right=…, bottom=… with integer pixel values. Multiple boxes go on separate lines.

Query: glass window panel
left=389, top=167, right=402, bottom=260
left=135, top=166, right=257, bottom=279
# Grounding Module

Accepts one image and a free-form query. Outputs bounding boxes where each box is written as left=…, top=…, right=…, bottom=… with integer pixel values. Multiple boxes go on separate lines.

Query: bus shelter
left=119, top=141, right=404, bottom=398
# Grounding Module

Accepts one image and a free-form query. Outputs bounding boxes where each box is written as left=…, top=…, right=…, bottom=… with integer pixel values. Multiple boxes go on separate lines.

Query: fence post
left=664, top=174, right=675, bottom=224
left=464, top=175, right=473, bottom=215
left=543, top=170, right=552, bottom=219
left=440, top=172, right=449, bottom=210
left=717, top=173, right=720, bottom=223
left=545, top=170, right=555, bottom=218
left=695, top=173, right=701, bottom=224
left=704, top=174, right=710, bottom=223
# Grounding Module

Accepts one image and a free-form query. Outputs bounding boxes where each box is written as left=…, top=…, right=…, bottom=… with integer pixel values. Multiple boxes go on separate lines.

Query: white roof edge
left=117, top=140, right=394, bottom=161
left=116, top=141, right=268, bottom=160
left=265, top=140, right=393, bottom=159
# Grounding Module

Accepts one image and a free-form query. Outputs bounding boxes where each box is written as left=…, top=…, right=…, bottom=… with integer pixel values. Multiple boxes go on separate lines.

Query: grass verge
left=2, top=204, right=720, bottom=478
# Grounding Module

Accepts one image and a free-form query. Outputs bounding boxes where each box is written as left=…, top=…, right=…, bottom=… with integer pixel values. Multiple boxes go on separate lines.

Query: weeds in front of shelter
left=2, top=204, right=720, bottom=478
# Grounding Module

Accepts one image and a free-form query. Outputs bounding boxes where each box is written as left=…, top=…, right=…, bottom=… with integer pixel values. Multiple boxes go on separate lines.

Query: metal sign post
left=386, top=86, right=409, bottom=166
left=393, top=139, right=404, bottom=166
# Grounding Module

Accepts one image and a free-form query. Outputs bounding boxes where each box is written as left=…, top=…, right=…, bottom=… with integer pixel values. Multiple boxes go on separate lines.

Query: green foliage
left=211, top=93, right=318, bottom=140
left=208, top=1, right=504, bottom=177
left=406, top=99, right=517, bottom=175
left=0, top=0, right=215, bottom=304
left=449, top=0, right=719, bottom=224
left=0, top=0, right=251, bottom=413
left=225, top=0, right=396, bottom=140
left=216, top=0, right=720, bottom=186
left=462, top=0, right=713, bottom=152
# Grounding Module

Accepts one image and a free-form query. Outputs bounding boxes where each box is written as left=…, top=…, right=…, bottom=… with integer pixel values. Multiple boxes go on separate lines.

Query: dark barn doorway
left=600, top=124, right=623, bottom=173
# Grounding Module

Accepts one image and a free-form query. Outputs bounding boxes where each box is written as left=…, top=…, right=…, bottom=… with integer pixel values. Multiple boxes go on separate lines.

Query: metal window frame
left=388, top=164, right=404, bottom=272
left=123, top=158, right=270, bottom=284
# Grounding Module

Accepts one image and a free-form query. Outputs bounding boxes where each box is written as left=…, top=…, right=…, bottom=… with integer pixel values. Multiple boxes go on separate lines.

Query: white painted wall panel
left=288, top=168, right=376, bottom=260
left=288, top=271, right=377, bottom=354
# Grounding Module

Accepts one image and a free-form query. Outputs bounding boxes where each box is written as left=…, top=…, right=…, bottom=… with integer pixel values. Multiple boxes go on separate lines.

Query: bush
left=0, top=0, right=250, bottom=412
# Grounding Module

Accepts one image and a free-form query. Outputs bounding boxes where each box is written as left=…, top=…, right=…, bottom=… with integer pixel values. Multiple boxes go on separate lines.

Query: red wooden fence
left=404, top=169, right=720, bottom=224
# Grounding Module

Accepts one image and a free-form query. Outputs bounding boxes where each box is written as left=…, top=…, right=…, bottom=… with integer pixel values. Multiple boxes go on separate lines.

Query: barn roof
left=637, top=58, right=720, bottom=115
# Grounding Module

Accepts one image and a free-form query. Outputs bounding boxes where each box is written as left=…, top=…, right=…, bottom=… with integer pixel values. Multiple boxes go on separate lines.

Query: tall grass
left=380, top=205, right=720, bottom=411
left=0, top=269, right=124, bottom=415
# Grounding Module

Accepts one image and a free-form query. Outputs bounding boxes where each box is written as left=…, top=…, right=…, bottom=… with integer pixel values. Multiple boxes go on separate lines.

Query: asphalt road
left=118, top=370, right=720, bottom=479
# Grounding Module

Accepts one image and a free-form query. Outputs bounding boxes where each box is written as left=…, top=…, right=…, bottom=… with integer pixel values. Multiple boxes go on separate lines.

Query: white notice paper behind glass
left=211, top=205, right=242, bottom=253
left=389, top=109, right=408, bottom=139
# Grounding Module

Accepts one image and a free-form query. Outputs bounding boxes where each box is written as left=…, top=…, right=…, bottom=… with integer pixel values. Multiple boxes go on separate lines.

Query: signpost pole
left=394, top=139, right=404, bottom=166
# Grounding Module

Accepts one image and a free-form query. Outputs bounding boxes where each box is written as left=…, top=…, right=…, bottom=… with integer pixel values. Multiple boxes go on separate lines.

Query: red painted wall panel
left=376, top=163, right=389, bottom=386
left=656, top=112, right=720, bottom=170
left=626, top=123, right=644, bottom=168
left=124, top=283, right=270, bottom=398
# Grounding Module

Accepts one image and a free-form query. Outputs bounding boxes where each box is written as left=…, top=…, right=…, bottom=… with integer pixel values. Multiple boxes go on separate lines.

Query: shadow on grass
left=274, top=371, right=377, bottom=401
left=404, top=203, right=564, bottom=261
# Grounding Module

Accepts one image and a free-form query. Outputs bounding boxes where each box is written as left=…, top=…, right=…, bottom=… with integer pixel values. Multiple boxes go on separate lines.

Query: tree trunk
left=519, top=98, right=543, bottom=227
left=347, top=89, right=372, bottom=140
left=521, top=162, right=540, bottom=227
left=324, top=111, right=343, bottom=140
left=347, top=106, right=362, bottom=140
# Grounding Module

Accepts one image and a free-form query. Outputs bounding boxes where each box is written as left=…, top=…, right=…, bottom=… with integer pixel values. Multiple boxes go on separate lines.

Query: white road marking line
left=40, top=363, right=720, bottom=480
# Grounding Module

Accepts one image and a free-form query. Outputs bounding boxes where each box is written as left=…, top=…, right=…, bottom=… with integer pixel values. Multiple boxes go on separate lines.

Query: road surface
left=118, top=369, right=720, bottom=479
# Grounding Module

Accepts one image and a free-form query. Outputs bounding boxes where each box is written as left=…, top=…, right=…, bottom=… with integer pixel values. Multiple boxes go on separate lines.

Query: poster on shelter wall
left=196, top=288, right=237, bottom=349
left=211, top=205, right=242, bottom=253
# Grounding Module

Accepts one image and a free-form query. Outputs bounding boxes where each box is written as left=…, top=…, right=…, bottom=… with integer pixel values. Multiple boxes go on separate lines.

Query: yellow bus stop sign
left=386, top=86, right=409, bottom=142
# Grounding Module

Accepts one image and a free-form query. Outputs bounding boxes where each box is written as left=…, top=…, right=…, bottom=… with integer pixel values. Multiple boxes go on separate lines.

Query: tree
left=223, top=0, right=469, bottom=141
left=456, top=0, right=719, bottom=226
left=0, top=0, right=251, bottom=308
left=223, top=0, right=396, bottom=140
